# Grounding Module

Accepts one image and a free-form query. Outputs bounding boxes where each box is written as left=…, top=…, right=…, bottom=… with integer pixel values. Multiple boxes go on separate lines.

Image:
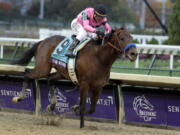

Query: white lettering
left=0, top=89, right=32, bottom=98
left=85, top=96, right=114, bottom=106
left=107, top=96, right=113, bottom=104
left=104, top=99, right=110, bottom=106
left=25, top=89, right=32, bottom=97
left=97, top=99, right=103, bottom=105
left=56, top=102, right=69, bottom=108
left=0, top=89, right=20, bottom=97
left=139, top=110, right=156, bottom=117
left=168, top=106, right=180, bottom=112
left=86, top=97, right=91, bottom=104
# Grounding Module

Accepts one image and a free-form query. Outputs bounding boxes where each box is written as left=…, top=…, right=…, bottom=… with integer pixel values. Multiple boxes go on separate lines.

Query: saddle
left=51, top=36, right=90, bottom=84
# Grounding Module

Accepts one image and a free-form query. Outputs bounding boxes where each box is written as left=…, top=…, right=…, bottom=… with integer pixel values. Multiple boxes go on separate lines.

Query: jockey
left=66, top=4, right=112, bottom=57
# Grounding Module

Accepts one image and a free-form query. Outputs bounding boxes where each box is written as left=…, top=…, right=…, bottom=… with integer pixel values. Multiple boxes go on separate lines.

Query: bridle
left=107, top=42, right=122, bottom=53
left=107, top=31, right=122, bottom=53
left=106, top=30, right=136, bottom=53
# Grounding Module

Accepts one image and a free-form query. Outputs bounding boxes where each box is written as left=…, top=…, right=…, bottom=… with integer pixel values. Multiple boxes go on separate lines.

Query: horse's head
left=140, top=95, right=154, bottom=111
left=107, top=27, right=137, bottom=61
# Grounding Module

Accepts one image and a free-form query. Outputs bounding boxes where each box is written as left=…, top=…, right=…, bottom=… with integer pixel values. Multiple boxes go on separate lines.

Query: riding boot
left=66, top=38, right=80, bottom=57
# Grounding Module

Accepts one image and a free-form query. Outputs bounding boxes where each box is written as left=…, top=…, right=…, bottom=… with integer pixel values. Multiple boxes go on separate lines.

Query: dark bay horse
left=11, top=28, right=137, bottom=128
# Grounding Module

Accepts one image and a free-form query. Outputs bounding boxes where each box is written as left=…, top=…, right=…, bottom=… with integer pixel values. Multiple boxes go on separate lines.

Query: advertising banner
left=2, top=76, right=180, bottom=128
left=123, top=87, right=166, bottom=125
left=0, top=78, right=35, bottom=111
left=166, top=93, right=180, bottom=127
left=40, top=81, right=117, bottom=120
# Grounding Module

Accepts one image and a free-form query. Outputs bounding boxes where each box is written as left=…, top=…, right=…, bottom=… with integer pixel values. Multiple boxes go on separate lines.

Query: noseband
left=107, top=31, right=136, bottom=53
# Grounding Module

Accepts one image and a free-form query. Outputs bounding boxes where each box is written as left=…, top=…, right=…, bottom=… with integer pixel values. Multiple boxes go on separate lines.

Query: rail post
left=117, top=84, right=125, bottom=125
left=34, top=79, right=41, bottom=116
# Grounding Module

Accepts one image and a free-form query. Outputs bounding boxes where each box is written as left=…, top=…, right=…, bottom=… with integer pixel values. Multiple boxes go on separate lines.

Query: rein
left=106, top=32, right=122, bottom=53
left=107, top=42, right=122, bottom=52
left=106, top=31, right=136, bottom=53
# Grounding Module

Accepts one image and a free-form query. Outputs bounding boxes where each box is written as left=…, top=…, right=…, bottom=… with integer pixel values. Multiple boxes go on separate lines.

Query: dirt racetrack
left=0, top=111, right=180, bottom=135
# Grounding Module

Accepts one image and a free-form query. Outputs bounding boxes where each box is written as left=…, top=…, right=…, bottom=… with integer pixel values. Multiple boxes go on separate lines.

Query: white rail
left=137, top=44, right=180, bottom=55
left=133, top=35, right=168, bottom=44
left=135, top=44, right=180, bottom=69
left=0, top=37, right=40, bottom=59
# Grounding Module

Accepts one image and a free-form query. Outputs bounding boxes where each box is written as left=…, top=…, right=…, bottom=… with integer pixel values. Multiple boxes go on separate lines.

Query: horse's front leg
left=12, top=75, right=31, bottom=103
left=86, top=88, right=102, bottom=114
left=79, top=81, right=89, bottom=128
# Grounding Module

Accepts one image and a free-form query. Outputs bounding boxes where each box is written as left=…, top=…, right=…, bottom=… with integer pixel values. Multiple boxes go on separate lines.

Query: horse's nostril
left=130, top=52, right=138, bottom=58
left=131, top=52, right=136, bottom=56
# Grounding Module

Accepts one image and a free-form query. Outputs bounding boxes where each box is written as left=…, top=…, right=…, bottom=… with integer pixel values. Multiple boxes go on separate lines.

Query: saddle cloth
left=51, top=36, right=90, bottom=84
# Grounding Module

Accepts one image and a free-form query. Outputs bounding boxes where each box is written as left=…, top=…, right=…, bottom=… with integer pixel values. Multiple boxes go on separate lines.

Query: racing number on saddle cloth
left=51, top=37, right=74, bottom=67
left=56, top=39, right=71, bottom=54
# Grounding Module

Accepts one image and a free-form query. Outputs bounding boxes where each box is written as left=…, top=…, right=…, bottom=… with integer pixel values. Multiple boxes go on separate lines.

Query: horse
left=11, top=27, right=137, bottom=128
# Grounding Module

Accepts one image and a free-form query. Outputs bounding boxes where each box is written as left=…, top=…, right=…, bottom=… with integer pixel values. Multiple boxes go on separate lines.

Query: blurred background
left=0, top=0, right=176, bottom=38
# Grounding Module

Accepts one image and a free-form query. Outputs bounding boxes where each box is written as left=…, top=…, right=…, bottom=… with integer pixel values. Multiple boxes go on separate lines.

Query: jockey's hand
left=96, top=31, right=104, bottom=37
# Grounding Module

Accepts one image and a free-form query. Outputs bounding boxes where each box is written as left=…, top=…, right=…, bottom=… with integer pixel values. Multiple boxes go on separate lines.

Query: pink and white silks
left=71, top=8, right=112, bottom=41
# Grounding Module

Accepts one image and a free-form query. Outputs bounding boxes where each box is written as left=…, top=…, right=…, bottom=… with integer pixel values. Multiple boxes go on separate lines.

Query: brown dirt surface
left=0, top=111, right=180, bottom=135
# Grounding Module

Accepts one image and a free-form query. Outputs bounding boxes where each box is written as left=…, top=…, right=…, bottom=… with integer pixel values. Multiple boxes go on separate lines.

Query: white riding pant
left=71, top=19, right=98, bottom=41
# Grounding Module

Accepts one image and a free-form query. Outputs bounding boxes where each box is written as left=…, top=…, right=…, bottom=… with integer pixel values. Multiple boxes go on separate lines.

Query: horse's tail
left=11, top=41, right=41, bottom=66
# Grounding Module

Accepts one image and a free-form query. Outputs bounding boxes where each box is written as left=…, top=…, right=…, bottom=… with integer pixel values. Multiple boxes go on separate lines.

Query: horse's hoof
left=80, top=123, right=85, bottom=128
left=71, top=105, right=80, bottom=113
left=46, top=104, right=55, bottom=112
left=46, top=105, right=52, bottom=112
left=12, top=97, right=22, bottom=103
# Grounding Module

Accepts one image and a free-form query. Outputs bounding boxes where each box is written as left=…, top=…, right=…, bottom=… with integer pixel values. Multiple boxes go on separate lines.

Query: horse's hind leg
left=46, top=72, right=63, bottom=112
left=12, top=63, right=52, bottom=103
left=12, top=74, right=32, bottom=103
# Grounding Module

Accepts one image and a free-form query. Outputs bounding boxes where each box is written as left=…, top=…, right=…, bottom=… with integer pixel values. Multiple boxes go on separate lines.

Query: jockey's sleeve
left=82, top=20, right=96, bottom=33
left=103, top=22, right=112, bottom=33
left=81, top=11, right=96, bottom=33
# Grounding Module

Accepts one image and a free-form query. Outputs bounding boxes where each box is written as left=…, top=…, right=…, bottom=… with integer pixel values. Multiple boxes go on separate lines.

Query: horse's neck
left=97, top=43, right=119, bottom=68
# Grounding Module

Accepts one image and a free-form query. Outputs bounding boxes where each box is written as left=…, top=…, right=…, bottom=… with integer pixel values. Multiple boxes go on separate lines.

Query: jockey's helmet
left=94, top=4, right=107, bottom=17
